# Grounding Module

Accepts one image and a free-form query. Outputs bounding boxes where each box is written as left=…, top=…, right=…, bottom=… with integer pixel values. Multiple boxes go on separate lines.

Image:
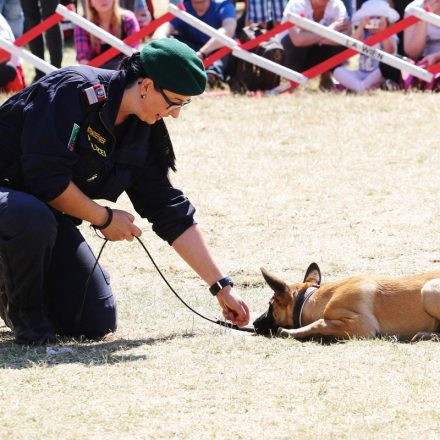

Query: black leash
left=77, top=235, right=255, bottom=333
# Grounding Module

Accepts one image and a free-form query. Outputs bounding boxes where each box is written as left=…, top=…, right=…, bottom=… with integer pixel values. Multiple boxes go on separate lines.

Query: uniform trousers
left=0, top=186, right=117, bottom=338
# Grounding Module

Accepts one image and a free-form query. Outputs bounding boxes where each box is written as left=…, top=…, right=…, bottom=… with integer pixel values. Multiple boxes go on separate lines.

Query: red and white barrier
left=285, top=13, right=423, bottom=92
left=0, top=12, right=63, bottom=64
left=0, top=1, right=439, bottom=95
left=0, top=36, right=56, bottom=74
left=169, top=3, right=307, bottom=84
left=287, top=12, right=433, bottom=83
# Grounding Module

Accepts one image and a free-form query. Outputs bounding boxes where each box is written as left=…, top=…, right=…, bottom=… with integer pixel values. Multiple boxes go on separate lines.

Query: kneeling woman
left=0, top=38, right=250, bottom=345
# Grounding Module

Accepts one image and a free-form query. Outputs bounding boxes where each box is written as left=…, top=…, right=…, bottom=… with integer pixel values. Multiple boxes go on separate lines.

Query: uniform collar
left=99, top=70, right=128, bottom=132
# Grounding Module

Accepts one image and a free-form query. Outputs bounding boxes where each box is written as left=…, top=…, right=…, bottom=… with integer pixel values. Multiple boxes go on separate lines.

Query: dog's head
left=253, top=263, right=321, bottom=336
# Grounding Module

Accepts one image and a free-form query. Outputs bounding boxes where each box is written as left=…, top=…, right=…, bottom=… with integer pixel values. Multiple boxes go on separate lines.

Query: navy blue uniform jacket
left=0, top=66, right=196, bottom=244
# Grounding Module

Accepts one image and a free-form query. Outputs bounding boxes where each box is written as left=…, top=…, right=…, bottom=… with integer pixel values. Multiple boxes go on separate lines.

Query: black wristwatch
left=209, top=276, right=234, bottom=296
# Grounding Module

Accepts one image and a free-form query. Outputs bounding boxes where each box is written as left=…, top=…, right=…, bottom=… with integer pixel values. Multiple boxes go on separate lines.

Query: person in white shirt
left=280, top=0, right=351, bottom=90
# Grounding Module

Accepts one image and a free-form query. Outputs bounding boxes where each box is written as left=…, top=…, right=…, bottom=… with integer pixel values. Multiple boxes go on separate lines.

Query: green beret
left=140, top=38, right=207, bottom=96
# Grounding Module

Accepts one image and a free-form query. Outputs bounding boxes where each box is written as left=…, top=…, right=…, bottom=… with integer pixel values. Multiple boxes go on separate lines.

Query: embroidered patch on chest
left=84, top=84, right=107, bottom=105
left=87, top=126, right=107, bottom=145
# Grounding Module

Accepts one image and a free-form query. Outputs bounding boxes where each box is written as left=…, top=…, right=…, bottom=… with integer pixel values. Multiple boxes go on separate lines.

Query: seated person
left=0, top=12, right=25, bottom=92
left=279, top=0, right=352, bottom=90
left=153, top=0, right=237, bottom=87
left=334, top=0, right=399, bottom=92
left=74, top=0, right=140, bottom=70
left=119, top=0, right=153, bottom=26
left=246, top=0, right=288, bottom=28
left=404, top=0, right=440, bottom=63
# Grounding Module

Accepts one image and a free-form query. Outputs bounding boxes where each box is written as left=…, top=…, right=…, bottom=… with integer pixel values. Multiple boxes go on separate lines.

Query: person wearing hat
left=0, top=38, right=250, bottom=345
left=333, top=0, right=399, bottom=92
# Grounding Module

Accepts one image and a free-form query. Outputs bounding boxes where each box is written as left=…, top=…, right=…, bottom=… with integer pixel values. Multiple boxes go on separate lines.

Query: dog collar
left=293, top=286, right=319, bottom=329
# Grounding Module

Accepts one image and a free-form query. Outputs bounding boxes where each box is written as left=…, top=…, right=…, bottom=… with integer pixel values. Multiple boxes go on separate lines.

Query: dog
left=253, top=263, right=440, bottom=342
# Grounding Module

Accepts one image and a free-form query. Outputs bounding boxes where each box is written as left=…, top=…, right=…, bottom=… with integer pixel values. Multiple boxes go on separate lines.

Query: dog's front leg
left=277, top=317, right=372, bottom=340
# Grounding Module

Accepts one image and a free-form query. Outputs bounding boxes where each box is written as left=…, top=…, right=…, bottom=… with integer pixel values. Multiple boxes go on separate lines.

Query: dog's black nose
left=253, top=305, right=279, bottom=336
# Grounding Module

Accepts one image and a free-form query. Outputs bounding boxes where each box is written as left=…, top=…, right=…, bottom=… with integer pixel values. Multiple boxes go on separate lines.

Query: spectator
left=153, top=0, right=237, bottom=87
left=280, top=0, right=351, bottom=90
left=341, top=0, right=354, bottom=17
left=0, top=12, right=25, bottom=91
left=404, top=0, right=440, bottom=61
left=334, top=0, right=399, bottom=92
left=74, top=0, right=140, bottom=70
left=0, top=0, right=23, bottom=38
left=246, top=0, right=288, bottom=27
left=119, top=0, right=152, bottom=27
left=20, top=0, right=63, bottom=82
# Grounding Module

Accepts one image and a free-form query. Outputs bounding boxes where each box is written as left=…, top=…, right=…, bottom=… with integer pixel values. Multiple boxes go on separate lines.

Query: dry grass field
left=1, top=28, right=440, bottom=439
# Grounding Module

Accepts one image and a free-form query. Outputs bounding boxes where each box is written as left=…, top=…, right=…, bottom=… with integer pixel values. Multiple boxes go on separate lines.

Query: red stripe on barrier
left=88, top=12, right=175, bottom=67
left=0, top=12, right=63, bottom=63
left=427, top=62, right=440, bottom=74
left=204, top=46, right=231, bottom=67
left=286, top=14, right=421, bottom=91
left=204, top=21, right=294, bottom=68
left=241, top=22, right=293, bottom=49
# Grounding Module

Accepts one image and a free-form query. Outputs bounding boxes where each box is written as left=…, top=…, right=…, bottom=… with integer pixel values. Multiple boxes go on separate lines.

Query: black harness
left=293, top=286, right=319, bottom=329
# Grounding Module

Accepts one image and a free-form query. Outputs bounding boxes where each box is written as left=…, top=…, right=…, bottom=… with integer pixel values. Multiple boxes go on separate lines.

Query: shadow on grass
left=0, top=326, right=196, bottom=369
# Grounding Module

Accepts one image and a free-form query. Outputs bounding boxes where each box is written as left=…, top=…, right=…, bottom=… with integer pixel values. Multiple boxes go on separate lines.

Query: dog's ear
left=260, top=267, right=289, bottom=295
left=303, top=263, right=321, bottom=285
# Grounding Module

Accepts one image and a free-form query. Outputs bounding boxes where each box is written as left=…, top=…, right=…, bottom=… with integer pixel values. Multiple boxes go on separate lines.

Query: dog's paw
left=276, top=327, right=291, bottom=338
left=411, top=331, right=440, bottom=342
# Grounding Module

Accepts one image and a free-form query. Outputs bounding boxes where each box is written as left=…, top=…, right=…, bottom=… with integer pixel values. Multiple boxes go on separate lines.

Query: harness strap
left=293, top=286, right=319, bottom=329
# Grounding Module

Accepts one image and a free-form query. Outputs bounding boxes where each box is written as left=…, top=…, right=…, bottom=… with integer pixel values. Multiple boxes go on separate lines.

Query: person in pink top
left=74, top=0, right=140, bottom=70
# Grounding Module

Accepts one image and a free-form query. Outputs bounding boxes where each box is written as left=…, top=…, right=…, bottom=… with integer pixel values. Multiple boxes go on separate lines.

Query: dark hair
left=118, top=52, right=147, bottom=87
left=119, top=52, right=177, bottom=172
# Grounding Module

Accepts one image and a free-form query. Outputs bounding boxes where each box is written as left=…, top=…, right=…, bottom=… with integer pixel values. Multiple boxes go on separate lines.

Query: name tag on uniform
left=84, top=84, right=107, bottom=105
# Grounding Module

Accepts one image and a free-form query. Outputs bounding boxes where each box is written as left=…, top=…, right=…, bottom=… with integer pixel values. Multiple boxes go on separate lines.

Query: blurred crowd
left=0, top=0, right=439, bottom=94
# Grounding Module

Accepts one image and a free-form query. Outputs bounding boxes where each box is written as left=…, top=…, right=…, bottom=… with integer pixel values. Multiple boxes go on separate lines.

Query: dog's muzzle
left=253, top=304, right=279, bottom=336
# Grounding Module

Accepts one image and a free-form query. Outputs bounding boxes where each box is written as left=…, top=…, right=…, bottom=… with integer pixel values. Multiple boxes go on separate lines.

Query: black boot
left=0, top=254, right=13, bottom=329
left=8, top=304, right=57, bottom=346
left=0, top=258, right=55, bottom=345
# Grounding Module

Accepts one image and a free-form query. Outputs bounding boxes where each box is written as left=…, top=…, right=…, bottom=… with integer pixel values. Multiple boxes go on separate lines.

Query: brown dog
left=253, top=263, right=440, bottom=342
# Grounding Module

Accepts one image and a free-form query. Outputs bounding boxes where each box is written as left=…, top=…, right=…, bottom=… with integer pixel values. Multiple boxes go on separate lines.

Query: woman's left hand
left=216, top=287, right=250, bottom=327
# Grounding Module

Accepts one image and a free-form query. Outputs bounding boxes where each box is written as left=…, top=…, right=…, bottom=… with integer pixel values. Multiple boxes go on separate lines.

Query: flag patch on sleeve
left=84, top=84, right=107, bottom=105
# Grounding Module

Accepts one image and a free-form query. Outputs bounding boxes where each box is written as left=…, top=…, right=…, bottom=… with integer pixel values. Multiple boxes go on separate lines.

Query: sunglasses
left=156, top=86, right=191, bottom=111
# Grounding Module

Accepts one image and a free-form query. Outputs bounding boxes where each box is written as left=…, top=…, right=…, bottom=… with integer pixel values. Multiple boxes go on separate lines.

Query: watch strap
left=209, top=276, right=234, bottom=296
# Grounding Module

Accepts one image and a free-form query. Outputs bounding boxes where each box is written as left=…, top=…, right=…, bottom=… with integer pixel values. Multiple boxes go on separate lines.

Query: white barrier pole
left=287, top=12, right=433, bottom=83
left=0, top=37, right=57, bottom=74
left=169, top=4, right=308, bottom=84
left=55, top=4, right=136, bottom=57
left=413, top=7, right=440, bottom=28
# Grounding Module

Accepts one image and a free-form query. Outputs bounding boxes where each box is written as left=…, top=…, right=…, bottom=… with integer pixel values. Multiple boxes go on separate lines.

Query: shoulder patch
left=84, top=84, right=107, bottom=105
